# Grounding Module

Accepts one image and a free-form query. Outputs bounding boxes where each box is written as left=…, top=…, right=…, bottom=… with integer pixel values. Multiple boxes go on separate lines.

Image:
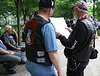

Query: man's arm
left=12, top=29, right=18, bottom=39
left=56, top=22, right=87, bottom=50
left=7, top=43, right=21, bottom=50
left=48, top=51, right=64, bottom=76
left=0, top=47, right=15, bottom=55
left=0, top=40, right=3, bottom=43
left=41, top=23, right=64, bottom=76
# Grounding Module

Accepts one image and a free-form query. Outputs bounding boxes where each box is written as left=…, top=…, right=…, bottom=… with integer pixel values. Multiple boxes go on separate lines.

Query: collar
left=79, top=14, right=88, bottom=19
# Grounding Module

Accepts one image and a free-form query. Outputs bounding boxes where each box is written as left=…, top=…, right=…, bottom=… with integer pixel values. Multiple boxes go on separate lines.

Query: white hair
left=5, top=25, right=12, bottom=31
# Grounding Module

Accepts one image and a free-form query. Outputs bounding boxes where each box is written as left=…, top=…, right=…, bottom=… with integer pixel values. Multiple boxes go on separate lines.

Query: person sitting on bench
left=0, top=40, right=21, bottom=74
left=1, top=25, right=26, bottom=64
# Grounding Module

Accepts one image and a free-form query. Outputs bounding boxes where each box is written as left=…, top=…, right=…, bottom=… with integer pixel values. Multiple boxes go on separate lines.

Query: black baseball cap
left=39, top=0, right=55, bottom=8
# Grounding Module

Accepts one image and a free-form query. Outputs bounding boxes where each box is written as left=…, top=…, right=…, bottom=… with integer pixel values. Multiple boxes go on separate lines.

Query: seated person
left=1, top=25, right=25, bottom=64
left=0, top=40, right=21, bottom=74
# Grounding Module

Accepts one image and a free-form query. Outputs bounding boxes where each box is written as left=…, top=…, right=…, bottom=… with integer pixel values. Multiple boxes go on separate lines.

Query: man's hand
left=12, top=29, right=18, bottom=39
left=9, top=52, right=15, bottom=55
left=56, top=32, right=61, bottom=39
left=58, top=71, right=64, bottom=76
left=16, top=48, right=21, bottom=50
left=65, top=27, right=72, bottom=32
left=12, top=29, right=16, bottom=33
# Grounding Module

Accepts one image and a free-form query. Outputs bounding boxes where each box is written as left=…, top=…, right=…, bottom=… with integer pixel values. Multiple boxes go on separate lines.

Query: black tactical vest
left=74, top=17, right=96, bottom=62
left=25, top=15, right=52, bottom=66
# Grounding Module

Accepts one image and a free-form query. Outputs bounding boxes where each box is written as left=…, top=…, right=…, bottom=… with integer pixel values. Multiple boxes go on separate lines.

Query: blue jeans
left=14, top=50, right=25, bottom=60
left=19, top=51, right=25, bottom=60
left=25, top=59, right=57, bottom=76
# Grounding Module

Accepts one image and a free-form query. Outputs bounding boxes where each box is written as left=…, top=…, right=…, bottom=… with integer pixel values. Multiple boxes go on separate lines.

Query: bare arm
left=0, top=47, right=15, bottom=55
left=12, top=29, right=18, bottom=39
left=7, top=43, right=21, bottom=50
left=48, top=51, right=64, bottom=76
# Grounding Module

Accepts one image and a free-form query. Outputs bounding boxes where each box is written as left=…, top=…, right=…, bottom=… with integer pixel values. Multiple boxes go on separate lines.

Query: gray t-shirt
left=1, top=32, right=18, bottom=50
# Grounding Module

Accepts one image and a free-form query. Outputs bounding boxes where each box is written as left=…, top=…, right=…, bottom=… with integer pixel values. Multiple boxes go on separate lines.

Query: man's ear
left=49, top=8, right=52, bottom=12
left=48, top=8, right=52, bottom=14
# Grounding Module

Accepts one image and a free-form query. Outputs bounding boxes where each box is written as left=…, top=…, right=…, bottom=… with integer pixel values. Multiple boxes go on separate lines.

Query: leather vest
left=25, top=15, right=52, bottom=66
left=74, top=17, right=96, bottom=62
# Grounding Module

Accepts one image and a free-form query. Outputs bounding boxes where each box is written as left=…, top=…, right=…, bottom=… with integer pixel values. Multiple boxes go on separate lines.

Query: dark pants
left=67, top=58, right=89, bottom=76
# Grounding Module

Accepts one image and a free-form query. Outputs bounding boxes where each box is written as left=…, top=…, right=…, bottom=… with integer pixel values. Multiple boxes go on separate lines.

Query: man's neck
left=5, top=31, right=9, bottom=34
left=38, top=12, right=49, bottom=20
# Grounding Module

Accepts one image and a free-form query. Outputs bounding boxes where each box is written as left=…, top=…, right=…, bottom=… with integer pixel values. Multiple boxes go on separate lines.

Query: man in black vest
left=56, top=1, right=96, bottom=76
left=25, top=0, right=64, bottom=76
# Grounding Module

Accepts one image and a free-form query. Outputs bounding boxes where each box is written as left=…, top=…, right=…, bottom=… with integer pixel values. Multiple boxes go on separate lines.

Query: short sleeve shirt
left=1, top=32, right=18, bottom=50
left=41, top=23, right=58, bottom=52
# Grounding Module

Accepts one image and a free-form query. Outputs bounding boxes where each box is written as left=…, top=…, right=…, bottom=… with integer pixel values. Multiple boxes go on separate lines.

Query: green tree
left=95, top=0, right=100, bottom=20
left=20, top=0, right=39, bottom=23
left=54, top=0, right=77, bottom=19
left=0, top=0, right=10, bottom=24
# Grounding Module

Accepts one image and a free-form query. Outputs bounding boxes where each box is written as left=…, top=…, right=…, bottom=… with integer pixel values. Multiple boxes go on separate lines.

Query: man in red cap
left=56, top=1, right=96, bottom=76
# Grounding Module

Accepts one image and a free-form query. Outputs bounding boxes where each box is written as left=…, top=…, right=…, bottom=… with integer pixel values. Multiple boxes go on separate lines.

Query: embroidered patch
left=26, top=29, right=32, bottom=45
left=37, top=51, right=45, bottom=57
left=88, top=21, right=92, bottom=25
left=36, top=58, right=45, bottom=63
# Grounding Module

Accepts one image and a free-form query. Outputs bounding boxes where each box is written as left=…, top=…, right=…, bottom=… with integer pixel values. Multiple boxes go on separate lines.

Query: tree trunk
left=4, top=16, right=7, bottom=24
left=5, top=17, right=7, bottom=24
left=23, top=10, right=27, bottom=24
left=22, top=8, right=28, bottom=24
left=16, top=0, right=21, bottom=46
left=93, top=0, right=95, bottom=18
left=15, top=17, right=16, bottom=24
left=24, top=14, right=26, bottom=23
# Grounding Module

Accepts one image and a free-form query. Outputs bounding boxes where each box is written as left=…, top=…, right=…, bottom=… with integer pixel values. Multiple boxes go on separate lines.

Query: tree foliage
left=0, top=0, right=10, bottom=23
left=95, top=0, right=100, bottom=20
left=54, top=0, right=77, bottom=19
left=20, top=0, right=39, bottom=22
left=1, top=0, right=100, bottom=22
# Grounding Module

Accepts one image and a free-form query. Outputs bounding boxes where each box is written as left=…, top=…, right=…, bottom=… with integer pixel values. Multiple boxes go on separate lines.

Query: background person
left=1, top=25, right=25, bottom=64
left=95, top=18, right=99, bottom=38
left=29, top=12, right=33, bottom=20
left=0, top=40, right=21, bottom=74
left=34, top=11, right=38, bottom=17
